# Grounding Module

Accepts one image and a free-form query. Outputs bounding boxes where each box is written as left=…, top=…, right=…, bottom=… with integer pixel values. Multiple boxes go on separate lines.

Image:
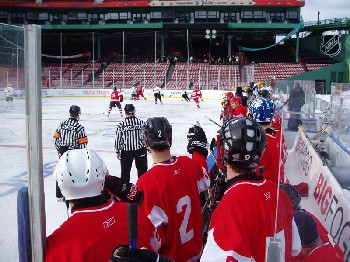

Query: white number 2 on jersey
left=158, top=130, right=162, bottom=138
left=176, top=195, right=194, bottom=244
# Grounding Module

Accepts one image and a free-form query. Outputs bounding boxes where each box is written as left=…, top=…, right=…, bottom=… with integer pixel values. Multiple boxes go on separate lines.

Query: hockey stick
left=17, top=187, right=31, bottom=262
left=202, top=149, right=227, bottom=245
left=127, top=203, right=138, bottom=248
left=278, top=98, right=289, bottom=110
left=204, top=116, right=221, bottom=127
left=273, top=98, right=289, bottom=112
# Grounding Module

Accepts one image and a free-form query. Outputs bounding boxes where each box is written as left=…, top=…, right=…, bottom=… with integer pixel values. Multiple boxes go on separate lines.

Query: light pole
left=205, top=29, right=216, bottom=63
left=317, top=11, right=320, bottom=25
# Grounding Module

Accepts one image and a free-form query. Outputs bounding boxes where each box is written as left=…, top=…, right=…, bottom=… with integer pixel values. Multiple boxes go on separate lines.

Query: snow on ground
left=0, top=96, right=222, bottom=261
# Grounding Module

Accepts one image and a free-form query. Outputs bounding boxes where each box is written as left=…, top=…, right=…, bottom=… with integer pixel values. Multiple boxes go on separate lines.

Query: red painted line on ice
left=0, top=144, right=27, bottom=148
left=0, top=144, right=183, bottom=155
left=0, top=144, right=115, bottom=153
left=0, top=144, right=56, bottom=150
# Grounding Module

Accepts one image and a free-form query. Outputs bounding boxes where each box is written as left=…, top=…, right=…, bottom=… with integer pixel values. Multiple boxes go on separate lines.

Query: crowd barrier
left=285, top=129, right=350, bottom=261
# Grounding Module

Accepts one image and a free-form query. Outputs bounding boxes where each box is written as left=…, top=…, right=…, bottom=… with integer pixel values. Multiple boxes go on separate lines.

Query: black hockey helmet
left=258, top=88, right=270, bottom=98
left=69, top=105, right=81, bottom=117
left=113, top=86, right=117, bottom=91
left=219, top=117, right=266, bottom=169
left=143, top=117, right=172, bottom=148
left=124, top=104, right=135, bottom=114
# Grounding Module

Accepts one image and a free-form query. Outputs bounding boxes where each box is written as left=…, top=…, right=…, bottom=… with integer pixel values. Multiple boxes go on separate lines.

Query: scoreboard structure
left=0, top=0, right=306, bottom=62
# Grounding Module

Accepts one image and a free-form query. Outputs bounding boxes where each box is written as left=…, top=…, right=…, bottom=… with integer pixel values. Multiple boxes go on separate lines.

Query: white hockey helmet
left=54, top=148, right=108, bottom=200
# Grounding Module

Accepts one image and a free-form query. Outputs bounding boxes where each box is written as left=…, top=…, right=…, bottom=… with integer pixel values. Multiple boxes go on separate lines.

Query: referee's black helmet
left=124, top=104, right=135, bottom=114
left=69, top=105, right=81, bottom=117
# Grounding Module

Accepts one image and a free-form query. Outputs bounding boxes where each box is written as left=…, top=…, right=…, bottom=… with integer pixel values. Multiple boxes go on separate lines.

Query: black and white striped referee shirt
left=115, top=117, right=145, bottom=152
left=53, top=118, right=88, bottom=151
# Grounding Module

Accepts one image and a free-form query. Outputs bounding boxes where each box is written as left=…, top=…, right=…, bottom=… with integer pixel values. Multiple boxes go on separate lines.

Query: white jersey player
left=4, top=83, right=14, bottom=109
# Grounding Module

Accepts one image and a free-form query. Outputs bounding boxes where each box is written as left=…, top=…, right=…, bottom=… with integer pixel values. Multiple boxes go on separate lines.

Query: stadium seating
left=5, top=0, right=35, bottom=2
left=253, top=62, right=305, bottom=82
left=305, top=63, right=332, bottom=71
left=41, top=58, right=332, bottom=89
left=93, top=62, right=169, bottom=88
left=43, top=0, right=93, bottom=2
left=169, top=62, right=239, bottom=90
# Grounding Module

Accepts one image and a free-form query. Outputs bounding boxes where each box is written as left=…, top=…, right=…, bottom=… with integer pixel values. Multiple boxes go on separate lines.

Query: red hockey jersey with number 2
left=136, top=152, right=210, bottom=262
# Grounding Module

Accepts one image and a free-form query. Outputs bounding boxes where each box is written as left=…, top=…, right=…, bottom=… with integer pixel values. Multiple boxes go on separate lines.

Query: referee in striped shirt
left=115, top=104, right=147, bottom=183
left=53, top=105, right=88, bottom=200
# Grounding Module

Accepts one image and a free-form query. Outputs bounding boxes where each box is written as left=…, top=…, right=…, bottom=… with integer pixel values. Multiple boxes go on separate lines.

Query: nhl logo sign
left=320, top=34, right=341, bottom=57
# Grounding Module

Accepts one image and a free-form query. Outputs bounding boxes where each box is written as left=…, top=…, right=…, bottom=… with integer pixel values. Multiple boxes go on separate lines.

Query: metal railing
left=303, top=17, right=350, bottom=27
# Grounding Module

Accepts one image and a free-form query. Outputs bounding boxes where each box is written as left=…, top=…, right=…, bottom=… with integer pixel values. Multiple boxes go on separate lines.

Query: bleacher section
left=254, top=63, right=305, bottom=82
left=167, top=63, right=240, bottom=89
left=93, top=62, right=169, bottom=88
left=43, top=0, right=93, bottom=2
left=42, top=60, right=332, bottom=89
left=5, top=0, right=34, bottom=2
left=0, top=66, right=25, bottom=89
left=42, top=62, right=103, bottom=88
left=42, top=62, right=169, bottom=89
left=305, top=63, right=332, bottom=71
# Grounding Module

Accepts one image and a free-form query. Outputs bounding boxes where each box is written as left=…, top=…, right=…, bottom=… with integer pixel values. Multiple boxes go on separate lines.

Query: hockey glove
left=209, top=137, right=217, bottom=152
left=187, top=125, right=208, bottom=158
left=104, top=175, right=144, bottom=206
left=110, top=246, right=173, bottom=262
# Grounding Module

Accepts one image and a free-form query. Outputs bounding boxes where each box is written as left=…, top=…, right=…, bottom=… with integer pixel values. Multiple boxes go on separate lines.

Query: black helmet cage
left=143, top=117, right=172, bottom=148
left=219, top=117, right=266, bottom=169
left=69, top=105, right=81, bottom=117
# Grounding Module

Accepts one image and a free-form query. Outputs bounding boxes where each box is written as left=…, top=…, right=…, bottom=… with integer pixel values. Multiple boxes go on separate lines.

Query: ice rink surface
left=0, top=95, right=222, bottom=261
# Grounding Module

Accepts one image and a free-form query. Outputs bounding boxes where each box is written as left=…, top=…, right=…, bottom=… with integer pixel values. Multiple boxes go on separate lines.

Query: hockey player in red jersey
left=108, top=87, right=124, bottom=117
left=230, top=96, right=248, bottom=117
left=248, top=97, right=286, bottom=183
left=280, top=183, right=344, bottom=262
left=46, top=148, right=154, bottom=262
left=294, top=211, right=344, bottom=262
left=220, top=92, right=234, bottom=120
left=136, top=117, right=210, bottom=261
left=190, top=86, right=203, bottom=108
left=136, top=83, right=147, bottom=100
left=201, top=117, right=301, bottom=261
